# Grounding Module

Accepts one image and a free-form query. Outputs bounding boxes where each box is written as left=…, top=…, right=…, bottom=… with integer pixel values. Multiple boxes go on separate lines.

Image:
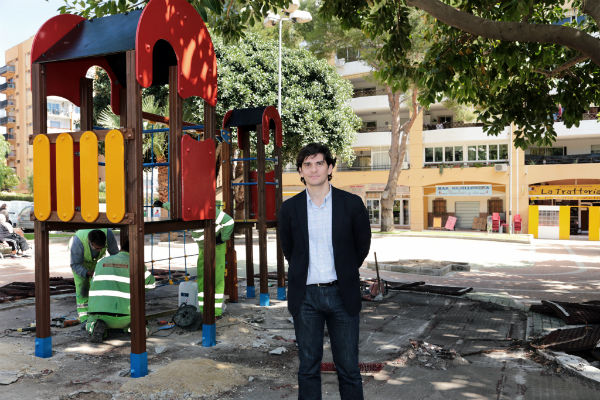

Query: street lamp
left=264, top=5, right=312, bottom=114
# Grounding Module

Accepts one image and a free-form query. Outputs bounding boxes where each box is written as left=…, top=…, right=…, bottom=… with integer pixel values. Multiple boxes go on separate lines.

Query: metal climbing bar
left=231, top=157, right=278, bottom=162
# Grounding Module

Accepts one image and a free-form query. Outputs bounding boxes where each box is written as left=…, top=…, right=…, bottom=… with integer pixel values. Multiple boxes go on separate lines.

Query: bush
left=0, top=192, right=34, bottom=201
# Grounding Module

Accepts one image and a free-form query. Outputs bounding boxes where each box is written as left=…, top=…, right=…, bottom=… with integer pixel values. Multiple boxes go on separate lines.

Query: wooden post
left=274, top=142, right=285, bottom=299
left=202, top=101, right=217, bottom=346
left=32, top=62, right=52, bottom=358
left=241, top=130, right=254, bottom=298
left=168, top=66, right=182, bottom=220
left=256, top=124, right=269, bottom=306
left=222, top=139, right=238, bottom=302
left=79, top=77, right=93, bottom=130
left=119, top=86, right=129, bottom=249
left=125, top=50, right=147, bottom=377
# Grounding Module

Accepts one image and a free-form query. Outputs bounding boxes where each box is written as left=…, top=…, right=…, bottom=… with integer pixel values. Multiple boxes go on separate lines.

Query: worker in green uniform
left=69, top=229, right=119, bottom=322
left=192, top=205, right=234, bottom=317
left=85, top=239, right=156, bottom=342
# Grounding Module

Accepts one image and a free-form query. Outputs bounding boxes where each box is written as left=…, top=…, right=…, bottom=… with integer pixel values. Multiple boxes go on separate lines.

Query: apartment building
left=1, top=37, right=80, bottom=192
left=281, top=54, right=600, bottom=240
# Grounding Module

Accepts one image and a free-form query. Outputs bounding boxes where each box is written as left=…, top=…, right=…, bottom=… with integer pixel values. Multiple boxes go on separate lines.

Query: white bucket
left=178, top=281, right=198, bottom=310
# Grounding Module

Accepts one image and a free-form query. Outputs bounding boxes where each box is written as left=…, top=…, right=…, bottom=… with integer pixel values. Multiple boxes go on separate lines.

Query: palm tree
left=97, top=95, right=170, bottom=203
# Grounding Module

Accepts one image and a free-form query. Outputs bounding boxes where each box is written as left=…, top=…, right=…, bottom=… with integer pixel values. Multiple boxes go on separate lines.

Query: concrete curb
left=536, top=350, right=600, bottom=387
left=372, top=231, right=533, bottom=244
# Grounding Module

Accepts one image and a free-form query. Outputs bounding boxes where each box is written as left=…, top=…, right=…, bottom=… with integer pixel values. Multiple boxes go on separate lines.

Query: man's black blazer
left=278, top=186, right=371, bottom=316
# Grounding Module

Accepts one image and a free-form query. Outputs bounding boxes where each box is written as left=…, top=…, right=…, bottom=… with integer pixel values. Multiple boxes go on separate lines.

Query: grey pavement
left=0, top=232, right=599, bottom=399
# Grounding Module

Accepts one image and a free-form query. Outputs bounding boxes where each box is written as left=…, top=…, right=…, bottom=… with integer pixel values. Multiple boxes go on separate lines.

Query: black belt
left=308, top=280, right=337, bottom=287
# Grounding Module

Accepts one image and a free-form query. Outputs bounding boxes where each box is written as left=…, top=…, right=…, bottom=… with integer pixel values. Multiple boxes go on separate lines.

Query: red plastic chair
left=492, top=212, right=500, bottom=232
left=513, top=214, right=522, bottom=234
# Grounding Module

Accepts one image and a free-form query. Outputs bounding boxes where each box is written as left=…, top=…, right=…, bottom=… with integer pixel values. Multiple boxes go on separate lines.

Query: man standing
left=86, top=239, right=155, bottom=343
left=69, top=229, right=119, bottom=322
left=278, top=143, right=371, bottom=400
left=192, top=205, right=234, bottom=316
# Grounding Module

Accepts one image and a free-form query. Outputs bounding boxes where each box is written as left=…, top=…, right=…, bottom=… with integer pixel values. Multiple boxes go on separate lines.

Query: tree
left=320, top=0, right=600, bottom=148
left=0, top=135, right=19, bottom=192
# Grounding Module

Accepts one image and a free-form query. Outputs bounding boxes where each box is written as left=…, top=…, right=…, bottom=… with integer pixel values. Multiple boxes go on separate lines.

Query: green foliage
left=0, top=192, right=33, bottom=201
left=191, top=33, right=359, bottom=164
left=0, top=135, right=19, bottom=192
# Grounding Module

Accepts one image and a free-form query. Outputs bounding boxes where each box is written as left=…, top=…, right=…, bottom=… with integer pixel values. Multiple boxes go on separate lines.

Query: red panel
left=31, top=14, right=85, bottom=64
left=261, top=106, right=282, bottom=148
left=136, top=0, right=218, bottom=106
left=181, top=135, right=215, bottom=221
left=45, top=59, right=123, bottom=115
left=250, top=171, right=276, bottom=220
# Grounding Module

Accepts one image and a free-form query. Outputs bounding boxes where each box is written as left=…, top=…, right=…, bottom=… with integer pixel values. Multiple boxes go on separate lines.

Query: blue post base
left=260, top=293, right=270, bottom=306
left=130, top=352, right=148, bottom=378
left=202, top=324, right=216, bottom=347
left=35, top=336, right=52, bottom=358
left=277, top=286, right=286, bottom=300
left=246, top=286, right=256, bottom=298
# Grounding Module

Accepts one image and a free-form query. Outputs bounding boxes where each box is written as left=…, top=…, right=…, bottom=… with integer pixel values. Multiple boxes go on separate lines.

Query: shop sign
left=529, top=185, right=600, bottom=200
left=435, top=185, right=492, bottom=196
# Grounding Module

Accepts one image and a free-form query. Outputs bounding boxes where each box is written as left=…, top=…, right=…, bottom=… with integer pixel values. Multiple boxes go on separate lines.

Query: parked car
left=3, top=201, right=33, bottom=227
left=16, top=204, right=35, bottom=232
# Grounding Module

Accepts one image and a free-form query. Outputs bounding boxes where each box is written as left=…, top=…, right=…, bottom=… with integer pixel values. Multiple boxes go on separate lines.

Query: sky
left=0, top=0, right=65, bottom=66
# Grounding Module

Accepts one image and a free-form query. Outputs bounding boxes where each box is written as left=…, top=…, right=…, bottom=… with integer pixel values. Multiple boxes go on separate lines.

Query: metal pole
left=278, top=18, right=283, bottom=114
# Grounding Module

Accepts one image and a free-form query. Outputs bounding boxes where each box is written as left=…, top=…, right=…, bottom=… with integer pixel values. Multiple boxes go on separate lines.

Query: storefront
left=528, top=184, right=600, bottom=240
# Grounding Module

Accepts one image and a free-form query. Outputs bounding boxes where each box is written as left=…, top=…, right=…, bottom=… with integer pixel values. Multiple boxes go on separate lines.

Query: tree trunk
left=157, top=156, right=169, bottom=203
left=233, top=151, right=245, bottom=220
left=380, top=87, right=421, bottom=232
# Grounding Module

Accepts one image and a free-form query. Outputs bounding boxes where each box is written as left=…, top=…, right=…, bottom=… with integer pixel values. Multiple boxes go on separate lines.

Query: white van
left=2, top=201, right=34, bottom=227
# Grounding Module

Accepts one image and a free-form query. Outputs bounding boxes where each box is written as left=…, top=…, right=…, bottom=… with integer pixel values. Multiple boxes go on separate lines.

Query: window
left=49, top=120, right=61, bottom=128
left=539, top=209, right=559, bottom=227
left=433, top=198, right=446, bottom=216
left=361, top=121, right=377, bottom=132
left=47, top=103, right=60, bottom=115
left=499, top=144, right=508, bottom=159
left=366, top=196, right=380, bottom=224
left=478, top=145, right=487, bottom=160
left=336, top=47, right=361, bottom=62
left=371, top=147, right=390, bottom=169
left=438, top=115, right=452, bottom=125
left=468, top=145, right=477, bottom=161
left=592, top=145, right=600, bottom=154
left=444, top=147, right=454, bottom=162
left=434, top=147, right=443, bottom=162
left=454, top=146, right=463, bottom=161
left=393, top=199, right=410, bottom=225
left=489, top=144, right=498, bottom=160
left=425, top=148, right=434, bottom=163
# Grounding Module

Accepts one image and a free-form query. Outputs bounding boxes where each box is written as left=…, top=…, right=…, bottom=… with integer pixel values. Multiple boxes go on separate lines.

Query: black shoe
left=90, top=320, right=106, bottom=343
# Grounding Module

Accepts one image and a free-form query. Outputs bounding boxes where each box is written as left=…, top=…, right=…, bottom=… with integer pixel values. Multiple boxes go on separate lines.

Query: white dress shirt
left=305, top=186, right=337, bottom=285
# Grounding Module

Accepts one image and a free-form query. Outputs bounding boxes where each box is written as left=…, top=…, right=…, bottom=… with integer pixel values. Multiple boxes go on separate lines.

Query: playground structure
left=221, top=107, right=285, bottom=305
left=30, top=0, right=221, bottom=377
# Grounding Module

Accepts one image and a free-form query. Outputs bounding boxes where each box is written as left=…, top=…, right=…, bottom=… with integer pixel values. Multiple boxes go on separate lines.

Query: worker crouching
left=85, top=239, right=155, bottom=343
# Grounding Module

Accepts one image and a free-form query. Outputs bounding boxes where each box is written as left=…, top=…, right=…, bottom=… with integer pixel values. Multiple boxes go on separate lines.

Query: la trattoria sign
left=529, top=185, right=600, bottom=200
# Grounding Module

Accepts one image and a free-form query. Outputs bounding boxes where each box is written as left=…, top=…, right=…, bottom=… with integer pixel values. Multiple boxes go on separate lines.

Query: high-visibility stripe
left=89, top=290, right=130, bottom=299
left=144, top=271, right=152, bottom=280
left=221, top=219, right=234, bottom=226
left=216, top=211, right=225, bottom=224
left=77, top=311, right=88, bottom=316
left=93, top=275, right=130, bottom=284
left=198, top=292, right=224, bottom=299
left=145, top=284, right=155, bottom=289
left=77, top=302, right=88, bottom=307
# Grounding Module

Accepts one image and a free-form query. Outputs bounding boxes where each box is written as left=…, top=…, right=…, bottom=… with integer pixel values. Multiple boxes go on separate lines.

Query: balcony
left=0, top=82, right=16, bottom=93
left=0, top=116, right=16, bottom=125
left=3, top=134, right=15, bottom=141
left=0, top=65, right=15, bottom=76
left=337, top=163, right=393, bottom=171
left=525, top=153, right=600, bottom=165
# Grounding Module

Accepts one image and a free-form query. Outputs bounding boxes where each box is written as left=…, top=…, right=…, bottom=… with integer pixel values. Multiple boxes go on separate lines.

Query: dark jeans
left=293, top=284, right=363, bottom=400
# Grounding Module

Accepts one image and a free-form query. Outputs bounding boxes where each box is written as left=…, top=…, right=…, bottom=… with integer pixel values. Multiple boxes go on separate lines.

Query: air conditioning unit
left=494, top=163, right=508, bottom=172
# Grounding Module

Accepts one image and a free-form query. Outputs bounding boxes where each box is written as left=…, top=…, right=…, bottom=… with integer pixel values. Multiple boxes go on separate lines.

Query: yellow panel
left=589, top=207, right=600, bottom=241
left=528, top=205, right=538, bottom=239
left=105, top=129, right=125, bottom=223
left=80, top=131, right=99, bottom=222
left=559, top=206, right=570, bottom=240
left=56, top=133, right=75, bottom=221
left=33, top=134, right=52, bottom=221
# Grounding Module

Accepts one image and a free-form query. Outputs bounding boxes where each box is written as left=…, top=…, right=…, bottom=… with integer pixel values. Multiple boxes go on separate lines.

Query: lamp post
left=264, top=6, right=312, bottom=114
